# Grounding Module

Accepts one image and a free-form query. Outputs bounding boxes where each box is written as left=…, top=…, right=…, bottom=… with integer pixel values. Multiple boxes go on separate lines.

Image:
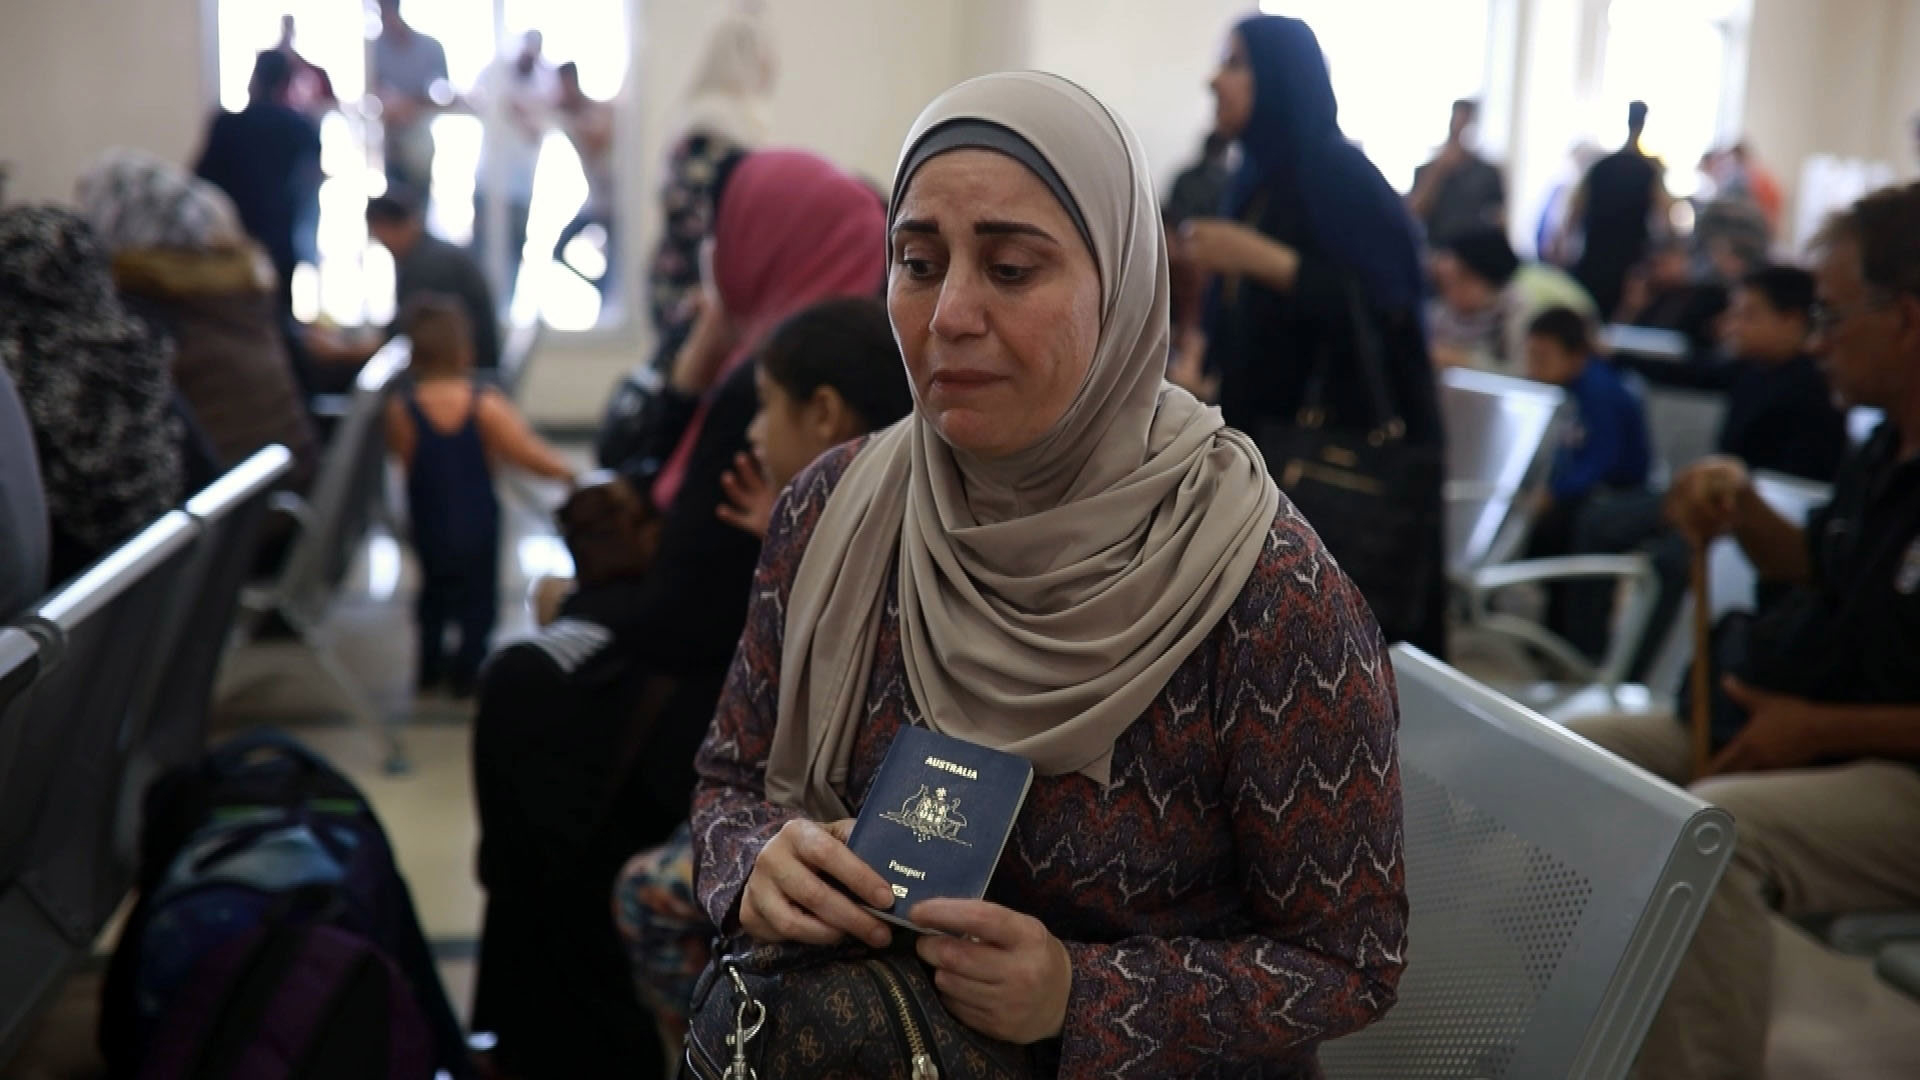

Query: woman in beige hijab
left=688, top=73, right=1406, bottom=1076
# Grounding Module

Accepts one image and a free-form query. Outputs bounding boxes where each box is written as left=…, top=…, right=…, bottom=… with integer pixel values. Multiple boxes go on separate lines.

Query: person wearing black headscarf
left=1183, top=14, right=1445, bottom=653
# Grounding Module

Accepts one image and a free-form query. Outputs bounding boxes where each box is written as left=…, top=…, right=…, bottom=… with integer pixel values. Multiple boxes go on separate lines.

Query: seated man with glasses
left=1568, top=181, right=1920, bottom=1080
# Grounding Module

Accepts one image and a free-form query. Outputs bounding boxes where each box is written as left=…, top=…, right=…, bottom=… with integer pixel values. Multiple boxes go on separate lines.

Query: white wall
left=1018, top=0, right=1244, bottom=198
left=1886, top=1, right=1920, bottom=173
left=0, top=0, right=213, bottom=204
left=1738, top=0, right=1920, bottom=235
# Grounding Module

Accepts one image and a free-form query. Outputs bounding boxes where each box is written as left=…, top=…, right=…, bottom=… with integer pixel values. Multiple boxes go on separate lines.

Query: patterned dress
left=691, top=443, right=1409, bottom=1078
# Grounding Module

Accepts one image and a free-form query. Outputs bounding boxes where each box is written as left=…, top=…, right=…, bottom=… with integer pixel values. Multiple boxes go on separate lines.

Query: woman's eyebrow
left=974, top=221, right=1057, bottom=244
left=890, top=219, right=1058, bottom=245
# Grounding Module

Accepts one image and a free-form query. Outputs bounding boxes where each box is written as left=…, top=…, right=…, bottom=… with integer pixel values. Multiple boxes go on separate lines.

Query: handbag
left=683, top=939, right=1037, bottom=1080
left=1255, top=283, right=1444, bottom=638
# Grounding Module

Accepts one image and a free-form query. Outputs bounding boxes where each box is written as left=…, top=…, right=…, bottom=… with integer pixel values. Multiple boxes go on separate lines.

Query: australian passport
left=846, top=724, right=1034, bottom=933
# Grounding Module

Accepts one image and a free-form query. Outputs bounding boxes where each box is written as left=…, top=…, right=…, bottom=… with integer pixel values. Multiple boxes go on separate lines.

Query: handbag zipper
left=866, top=959, right=940, bottom=1080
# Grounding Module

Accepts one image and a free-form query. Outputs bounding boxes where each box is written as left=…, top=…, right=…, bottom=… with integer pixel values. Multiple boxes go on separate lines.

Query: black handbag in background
left=683, top=940, right=1036, bottom=1080
left=1256, top=284, right=1444, bottom=639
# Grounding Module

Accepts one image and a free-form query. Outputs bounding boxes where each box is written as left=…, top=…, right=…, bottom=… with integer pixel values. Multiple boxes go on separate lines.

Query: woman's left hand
left=1179, top=219, right=1298, bottom=287
left=911, top=899, right=1073, bottom=1045
left=717, top=451, right=775, bottom=539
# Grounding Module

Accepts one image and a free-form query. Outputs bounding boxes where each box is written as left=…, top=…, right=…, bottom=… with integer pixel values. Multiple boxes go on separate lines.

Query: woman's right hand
left=741, top=818, right=897, bottom=948
left=669, top=290, right=738, bottom=396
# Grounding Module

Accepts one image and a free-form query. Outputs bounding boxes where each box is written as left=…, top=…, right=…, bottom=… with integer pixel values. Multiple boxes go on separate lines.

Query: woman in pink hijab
left=469, top=148, right=884, bottom=1078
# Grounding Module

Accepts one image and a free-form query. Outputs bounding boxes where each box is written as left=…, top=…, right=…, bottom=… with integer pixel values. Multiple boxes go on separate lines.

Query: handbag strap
left=1226, top=189, right=1406, bottom=445
left=1297, top=279, right=1406, bottom=445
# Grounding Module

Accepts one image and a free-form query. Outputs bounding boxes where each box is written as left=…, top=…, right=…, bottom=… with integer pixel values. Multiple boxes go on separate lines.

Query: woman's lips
left=928, top=369, right=1004, bottom=392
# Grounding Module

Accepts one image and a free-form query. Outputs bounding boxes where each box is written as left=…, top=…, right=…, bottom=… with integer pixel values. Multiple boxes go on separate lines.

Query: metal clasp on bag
left=722, top=965, right=766, bottom=1080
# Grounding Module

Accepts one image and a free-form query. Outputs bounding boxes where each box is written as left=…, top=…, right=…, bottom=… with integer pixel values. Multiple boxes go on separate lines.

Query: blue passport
left=847, top=725, right=1034, bottom=933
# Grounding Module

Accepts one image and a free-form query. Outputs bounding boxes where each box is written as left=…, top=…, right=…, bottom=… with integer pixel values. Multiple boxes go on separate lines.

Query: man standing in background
left=1568, top=100, right=1672, bottom=318
left=1408, top=99, right=1506, bottom=245
left=277, top=15, right=336, bottom=123
left=470, top=30, right=554, bottom=310
left=373, top=0, right=450, bottom=196
left=196, top=50, right=321, bottom=326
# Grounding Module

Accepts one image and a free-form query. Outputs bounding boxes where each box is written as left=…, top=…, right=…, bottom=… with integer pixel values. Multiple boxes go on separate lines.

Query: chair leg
left=307, top=636, right=410, bottom=776
left=276, top=607, right=411, bottom=776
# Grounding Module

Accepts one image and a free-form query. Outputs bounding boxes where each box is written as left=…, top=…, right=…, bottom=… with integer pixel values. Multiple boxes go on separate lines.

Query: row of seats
left=0, top=340, right=416, bottom=1065
left=1438, top=345, right=1920, bottom=1020
left=0, top=449, right=288, bottom=1062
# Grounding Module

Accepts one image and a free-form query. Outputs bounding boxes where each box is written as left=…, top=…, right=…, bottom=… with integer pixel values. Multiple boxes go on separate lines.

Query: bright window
left=215, top=0, right=628, bottom=332
left=1597, top=0, right=1749, bottom=199
left=1259, top=0, right=1499, bottom=191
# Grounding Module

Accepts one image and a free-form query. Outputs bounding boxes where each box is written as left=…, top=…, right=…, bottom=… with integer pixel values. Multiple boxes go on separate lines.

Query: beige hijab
left=765, top=72, right=1280, bottom=820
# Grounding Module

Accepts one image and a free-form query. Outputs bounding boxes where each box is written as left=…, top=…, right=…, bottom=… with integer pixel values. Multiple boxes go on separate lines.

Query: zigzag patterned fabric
left=691, top=440, right=1409, bottom=1078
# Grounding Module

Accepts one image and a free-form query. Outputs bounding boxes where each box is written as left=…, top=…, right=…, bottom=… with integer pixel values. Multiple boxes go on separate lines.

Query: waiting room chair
left=1440, top=368, right=1567, bottom=577
left=104, top=445, right=297, bottom=878
left=1440, top=369, right=1661, bottom=712
left=234, top=341, right=411, bottom=772
left=1600, top=324, right=1689, bottom=366
left=1642, top=386, right=1726, bottom=488
left=142, top=445, right=295, bottom=772
left=1321, top=646, right=1735, bottom=1079
left=0, top=627, right=55, bottom=1067
left=7, top=511, right=201, bottom=942
left=0, top=510, right=202, bottom=1067
left=0, top=627, right=47, bottom=885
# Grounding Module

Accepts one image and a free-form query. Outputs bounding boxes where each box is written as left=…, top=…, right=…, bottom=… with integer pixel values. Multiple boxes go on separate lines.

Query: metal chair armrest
left=1466, top=554, right=1653, bottom=593
left=1462, top=554, right=1659, bottom=690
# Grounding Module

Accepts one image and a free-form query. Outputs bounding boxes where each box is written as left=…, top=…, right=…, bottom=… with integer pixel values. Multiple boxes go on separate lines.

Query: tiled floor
left=7, top=462, right=1920, bottom=1078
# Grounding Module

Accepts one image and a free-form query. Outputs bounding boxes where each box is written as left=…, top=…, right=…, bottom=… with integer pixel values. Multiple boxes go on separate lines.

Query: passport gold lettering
left=888, top=860, right=927, bottom=880
left=924, top=756, right=980, bottom=780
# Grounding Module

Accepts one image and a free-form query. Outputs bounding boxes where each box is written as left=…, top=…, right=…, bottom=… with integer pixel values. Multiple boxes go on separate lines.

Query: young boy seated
left=385, top=294, right=574, bottom=697
left=1523, top=305, right=1653, bottom=652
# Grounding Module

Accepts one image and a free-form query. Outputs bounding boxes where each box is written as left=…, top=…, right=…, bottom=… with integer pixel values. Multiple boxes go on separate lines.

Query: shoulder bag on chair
left=1255, top=284, right=1444, bottom=638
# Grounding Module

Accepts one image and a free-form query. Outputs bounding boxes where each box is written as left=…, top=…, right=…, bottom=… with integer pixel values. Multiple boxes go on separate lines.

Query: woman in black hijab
left=1183, top=14, right=1446, bottom=654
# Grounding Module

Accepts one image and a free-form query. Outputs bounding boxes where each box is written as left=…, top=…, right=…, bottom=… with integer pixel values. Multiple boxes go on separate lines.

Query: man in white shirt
left=471, top=31, right=555, bottom=308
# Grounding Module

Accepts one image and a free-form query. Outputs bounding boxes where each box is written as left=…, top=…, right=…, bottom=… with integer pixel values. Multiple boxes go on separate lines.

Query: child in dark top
left=386, top=295, right=574, bottom=696
left=1524, top=306, right=1654, bottom=653
left=1717, top=264, right=1849, bottom=483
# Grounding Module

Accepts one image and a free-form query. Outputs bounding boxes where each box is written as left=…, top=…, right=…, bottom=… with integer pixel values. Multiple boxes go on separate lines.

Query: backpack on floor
left=133, top=919, right=434, bottom=1080
left=100, top=730, right=471, bottom=1080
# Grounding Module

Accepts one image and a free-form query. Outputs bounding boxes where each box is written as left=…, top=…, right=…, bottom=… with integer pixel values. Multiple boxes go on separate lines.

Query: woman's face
left=888, top=149, right=1101, bottom=459
left=1210, top=33, right=1254, bottom=140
